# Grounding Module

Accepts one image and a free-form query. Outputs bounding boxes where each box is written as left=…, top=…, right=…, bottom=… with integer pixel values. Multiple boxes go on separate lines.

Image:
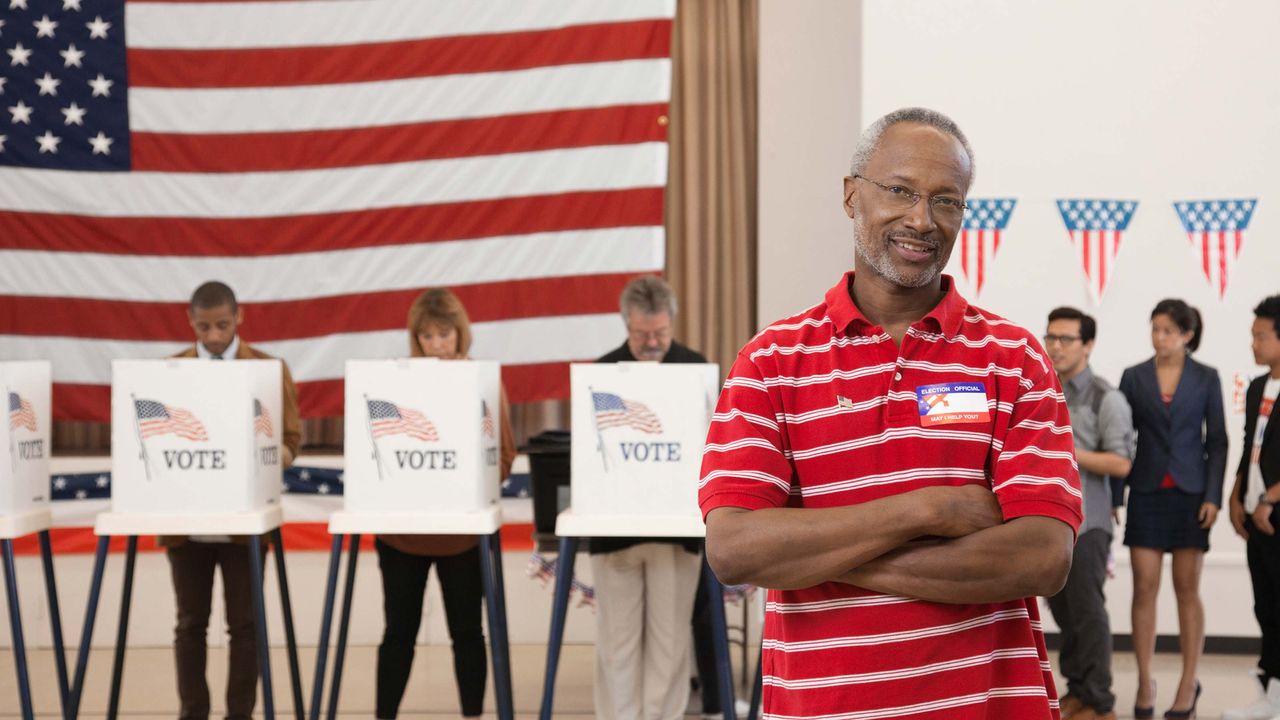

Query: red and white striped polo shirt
left=700, top=272, right=1082, bottom=720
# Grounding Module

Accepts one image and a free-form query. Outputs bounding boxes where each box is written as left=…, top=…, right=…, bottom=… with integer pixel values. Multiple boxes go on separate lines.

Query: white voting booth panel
left=109, top=359, right=283, bottom=519
left=0, top=361, right=52, bottom=534
left=564, top=362, right=719, bottom=536
left=341, top=359, right=501, bottom=524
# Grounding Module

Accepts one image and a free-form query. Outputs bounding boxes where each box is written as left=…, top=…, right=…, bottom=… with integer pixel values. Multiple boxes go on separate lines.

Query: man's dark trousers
left=167, top=541, right=264, bottom=720
left=1247, top=515, right=1280, bottom=686
left=1047, top=528, right=1114, bottom=713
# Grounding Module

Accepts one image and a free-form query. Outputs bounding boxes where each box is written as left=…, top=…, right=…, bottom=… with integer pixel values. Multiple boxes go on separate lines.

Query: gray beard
left=853, top=216, right=946, bottom=289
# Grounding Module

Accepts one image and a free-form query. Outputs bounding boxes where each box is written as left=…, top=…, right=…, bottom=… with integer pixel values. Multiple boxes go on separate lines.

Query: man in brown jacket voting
left=161, top=280, right=301, bottom=720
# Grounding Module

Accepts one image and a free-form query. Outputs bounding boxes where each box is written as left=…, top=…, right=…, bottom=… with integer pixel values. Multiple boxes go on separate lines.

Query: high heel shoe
left=1135, top=679, right=1156, bottom=719
left=1163, top=680, right=1201, bottom=719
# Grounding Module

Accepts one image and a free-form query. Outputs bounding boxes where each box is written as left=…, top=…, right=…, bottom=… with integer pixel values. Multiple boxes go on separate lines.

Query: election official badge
left=915, top=382, right=991, bottom=426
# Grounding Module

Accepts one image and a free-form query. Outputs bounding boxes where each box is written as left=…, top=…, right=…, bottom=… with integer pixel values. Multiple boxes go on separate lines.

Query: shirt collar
left=1064, top=365, right=1095, bottom=394
left=196, top=334, right=239, bottom=360
left=824, top=271, right=969, bottom=338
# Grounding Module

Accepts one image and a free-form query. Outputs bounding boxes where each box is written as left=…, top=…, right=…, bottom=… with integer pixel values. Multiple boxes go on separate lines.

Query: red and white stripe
left=139, top=405, right=209, bottom=442
left=957, top=228, right=1000, bottom=295
left=0, top=0, right=676, bottom=422
left=1189, top=228, right=1244, bottom=299
left=1067, top=229, right=1124, bottom=302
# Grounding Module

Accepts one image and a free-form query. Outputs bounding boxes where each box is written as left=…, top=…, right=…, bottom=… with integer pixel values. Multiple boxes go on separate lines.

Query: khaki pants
left=590, top=543, right=701, bottom=720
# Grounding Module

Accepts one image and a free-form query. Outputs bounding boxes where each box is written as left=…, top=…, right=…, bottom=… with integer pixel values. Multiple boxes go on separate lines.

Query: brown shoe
left=1059, top=695, right=1084, bottom=718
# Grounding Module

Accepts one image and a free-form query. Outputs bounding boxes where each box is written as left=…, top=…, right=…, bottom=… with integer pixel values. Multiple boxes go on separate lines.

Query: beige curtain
left=666, top=0, right=759, bottom=372
left=53, top=2, right=759, bottom=452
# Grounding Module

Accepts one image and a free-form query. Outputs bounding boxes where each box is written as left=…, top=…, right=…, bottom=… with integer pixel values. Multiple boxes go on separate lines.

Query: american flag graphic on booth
left=591, top=391, right=662, bottom=434
left=134, top=399, right=209, bottom=441
left=1056, top=199, right=1139, bottom=303
left=481, top=399, right=495, bottom=439
left=367, top=399, right=438, bottom=442
left=253, top=398, right=273, bottom=438
left=0, top=1, right=676, bottom=422
left=9, top=392, right=37, bottom=432
left=1173, top=199, right=1258, bottom=298
left=957, top=198, right=1016, bottom=296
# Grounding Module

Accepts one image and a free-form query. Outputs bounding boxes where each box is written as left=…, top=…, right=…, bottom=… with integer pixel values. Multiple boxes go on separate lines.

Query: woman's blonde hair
left=407, top=288, right=472, bottom=358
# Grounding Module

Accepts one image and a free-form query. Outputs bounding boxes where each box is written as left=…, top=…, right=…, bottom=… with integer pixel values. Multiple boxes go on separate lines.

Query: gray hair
left=619, top=275, right=678, bottom=319
left=849, top=107, right=975, bottom=182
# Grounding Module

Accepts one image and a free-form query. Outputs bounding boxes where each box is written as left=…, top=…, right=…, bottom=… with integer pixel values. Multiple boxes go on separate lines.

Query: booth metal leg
left=38, top=530, right=71, bottom=719
left=538, top=535, right=579, bottom=720
left=479, top=532, right=513, bottom=720
left=703, top=557, right=738, bottom=720
left=488, top=530, right=513, bottom=710
left=2, top=538, right=34, bottom=720
left=271, top=529, right=305, bottom=720
left=106, top=536, right=138, bottom=720
left=69, top=536, right=110, bottom=720
left=249, top=534, right=275, bottom=720
left=309, top=534, right=343, bottom=720
left=748, top=645, right=763, bottom=720
left=325, top=533, right=361, bottom=720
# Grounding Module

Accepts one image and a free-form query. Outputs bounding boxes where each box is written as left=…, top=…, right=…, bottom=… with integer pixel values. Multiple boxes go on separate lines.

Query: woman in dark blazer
left=1119, top=299, right=1227, bottom=719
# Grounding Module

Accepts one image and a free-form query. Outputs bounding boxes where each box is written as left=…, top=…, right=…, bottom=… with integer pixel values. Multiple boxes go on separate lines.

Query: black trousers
left=167, top=541, right=265, bottom=720
left=1247, top=515, right=1280, bottom=686
left=1046, top=528, right=1114, bottom=713
left=374, top=540, right=487, bottom=719
left=691, top=564, right=721, bottom=714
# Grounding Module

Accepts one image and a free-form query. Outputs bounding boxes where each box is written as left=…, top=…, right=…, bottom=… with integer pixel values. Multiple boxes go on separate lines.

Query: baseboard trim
left=1044, top=632, right=1260, bottom=655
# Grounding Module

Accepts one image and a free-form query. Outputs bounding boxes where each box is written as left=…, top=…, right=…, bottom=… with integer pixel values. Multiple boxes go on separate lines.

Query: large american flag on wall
left=0, top=0, right=675, bottom=422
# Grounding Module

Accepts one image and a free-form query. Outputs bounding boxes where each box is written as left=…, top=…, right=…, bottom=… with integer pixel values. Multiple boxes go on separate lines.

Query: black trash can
left=522, top=430, right=571, bottom=540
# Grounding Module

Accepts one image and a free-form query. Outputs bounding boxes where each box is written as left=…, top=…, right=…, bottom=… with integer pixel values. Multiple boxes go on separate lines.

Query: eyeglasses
left=628, top=327, right=671, bottom=343
left=852, top=175, right=968, bottom=220
left=1042, top=334, right=1083, bottom=346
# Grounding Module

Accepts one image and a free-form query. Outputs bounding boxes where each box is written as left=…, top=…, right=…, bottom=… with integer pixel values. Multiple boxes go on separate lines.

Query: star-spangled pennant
left=1172, top=199, right=1258, bottom=298
left=1055, top=199, right=1138, bottom=303
left=956, top=198, right=1016, bottom=296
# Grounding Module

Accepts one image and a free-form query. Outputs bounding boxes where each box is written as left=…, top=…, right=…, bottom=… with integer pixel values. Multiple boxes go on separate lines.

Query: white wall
left=756, top=0, right=862, bottom=326
left=759, top=0, right=1280, bottom=637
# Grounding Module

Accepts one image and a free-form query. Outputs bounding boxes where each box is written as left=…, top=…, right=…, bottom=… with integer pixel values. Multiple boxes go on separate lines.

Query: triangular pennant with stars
left=1055, top=199, right=1138, bottom=303
left=1172, top=199, right=1258, bottom=298
left=957, top=198, right=1016, bottom=296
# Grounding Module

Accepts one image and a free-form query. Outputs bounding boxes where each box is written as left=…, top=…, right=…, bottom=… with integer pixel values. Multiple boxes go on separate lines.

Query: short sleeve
left=698, top=352, right=794, bottom=519
left=1097, top=389, right=1136, bottom=461
left=990, top=339, right=1084, bottom=534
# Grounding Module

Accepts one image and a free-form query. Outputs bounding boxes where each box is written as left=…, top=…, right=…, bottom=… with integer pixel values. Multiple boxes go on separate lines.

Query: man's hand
left=919, top=484, right=1004, bottom=538
left=1230, top=495, right=1248, bottom=539
left=1252, top=502, right=1275, bottom=536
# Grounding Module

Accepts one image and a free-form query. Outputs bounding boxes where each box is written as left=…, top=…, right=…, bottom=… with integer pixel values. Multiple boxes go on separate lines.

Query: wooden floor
left=0, top=644, right=1269, bottom=718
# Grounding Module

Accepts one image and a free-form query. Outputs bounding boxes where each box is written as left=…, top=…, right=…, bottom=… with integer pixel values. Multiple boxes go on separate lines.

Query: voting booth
left=1, top=361, right=51, bottom=525
left=560, top=362, right=719, bottom=535
left=312, top=359, right=514, bottom=720
left=108, top=359, right=283, bottom=520
left=82, top=358, right=301, bottom=720
left=339, top=358, right=500, bottom=524
left=0, top=361, right=60, bottom=720
left=539, top=362, right=736, bottom=720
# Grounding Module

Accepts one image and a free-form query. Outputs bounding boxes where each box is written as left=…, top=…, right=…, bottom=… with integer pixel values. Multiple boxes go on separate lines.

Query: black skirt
left=1123, top=486, right=1210, bottom=552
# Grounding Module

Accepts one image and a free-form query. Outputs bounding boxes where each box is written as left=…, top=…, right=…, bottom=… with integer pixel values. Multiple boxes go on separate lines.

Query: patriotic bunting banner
left=1172, top=199, right=1258, bottom=298
left=956, top=198, right=1015, bottom=296
left=0, top=0, right=676, bottom=422
left=1056, top=199, right=1139, bottom=303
